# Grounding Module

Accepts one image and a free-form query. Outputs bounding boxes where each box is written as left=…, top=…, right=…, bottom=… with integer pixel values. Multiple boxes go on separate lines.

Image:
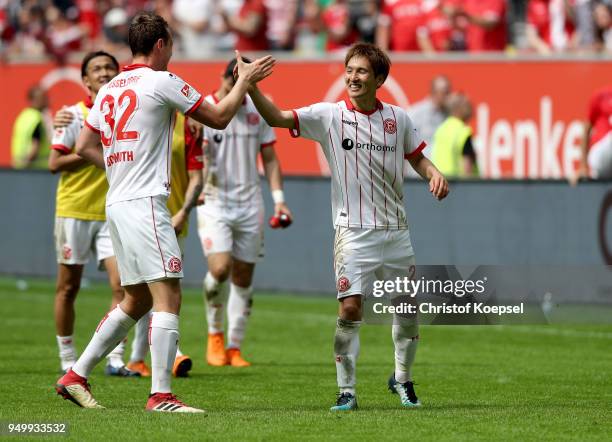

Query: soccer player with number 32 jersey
left=55, top=12, right=275, bottom=413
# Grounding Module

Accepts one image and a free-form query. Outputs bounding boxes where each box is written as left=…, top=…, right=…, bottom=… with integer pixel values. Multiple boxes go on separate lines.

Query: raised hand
left=235, top=50, right=275, bottom=85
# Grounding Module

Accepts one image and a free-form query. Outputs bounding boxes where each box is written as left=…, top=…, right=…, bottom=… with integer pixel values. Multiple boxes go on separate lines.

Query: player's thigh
left=380, top=229, right=416, bottom=284
left=231, top=258, right=255, bottom=287
left=197, top=204, right=233, bottom=257
left=232, top=204, right=264, bottom=264
left=54, top=217, right=96, bottom=265
left=333, top=227, right=381, bottom=299
left=106, top=196, right=183, bottom=286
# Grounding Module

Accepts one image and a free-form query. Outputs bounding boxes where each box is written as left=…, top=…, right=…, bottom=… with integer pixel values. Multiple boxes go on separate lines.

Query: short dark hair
left=128, top=12, right=171, bottom=56
left=344, top=43, right=391, bottom=83
left=81, top=51, right=119, bottom=78
left=223, top=56, right=252, bottom=79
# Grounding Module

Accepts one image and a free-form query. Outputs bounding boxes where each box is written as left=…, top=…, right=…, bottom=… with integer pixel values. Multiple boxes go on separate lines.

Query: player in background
left=573, top=85, right=612, bottom=183
left=49, top=51, right=138, bottom=377
left=55, top=12, right=274, bottom=413
left=53, top=107, right=204, bottom=378
left=198, top=58, right=292, bottom=368
left=247, top=42, right=449, bottom=410
left=127, top=112, right=204, bottom=378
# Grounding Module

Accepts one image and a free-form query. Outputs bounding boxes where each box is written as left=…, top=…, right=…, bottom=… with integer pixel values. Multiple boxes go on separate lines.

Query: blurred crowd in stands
left=0, top=0, right=611, bottom=62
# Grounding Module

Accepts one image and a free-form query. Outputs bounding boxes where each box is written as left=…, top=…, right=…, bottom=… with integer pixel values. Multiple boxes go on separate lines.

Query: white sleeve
left=85, top=96, right=102, bottom=133
left=403, top=111, right=426, bottom=158
left=154, top=71, right=203, bottom=115
left=51, top=108, right=81, bottom=153
left=290, top=102, right=334, bottom=143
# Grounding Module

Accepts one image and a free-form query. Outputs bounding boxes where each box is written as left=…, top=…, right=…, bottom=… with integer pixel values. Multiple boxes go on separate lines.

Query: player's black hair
left=345, top=43, right=391, bottom=83
left=81, top=51, right=119, bottom=78
left=128, top=12, right=171, bottom=57
left=223, top=56, right=253, bottom=79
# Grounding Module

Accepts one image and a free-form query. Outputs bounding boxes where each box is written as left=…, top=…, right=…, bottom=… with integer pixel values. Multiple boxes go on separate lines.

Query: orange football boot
left=206, top=333, right=228, bottom=366
left=172, top=355, right=193, bottom=377
left=126, top=360, right=151, bottom=377
left=226, top=348, right=251, bottom=367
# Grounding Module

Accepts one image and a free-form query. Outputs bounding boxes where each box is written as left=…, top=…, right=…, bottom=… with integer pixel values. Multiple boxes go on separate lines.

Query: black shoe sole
left=55, top=384, right=83, bottom=408
left=174, top=358, right=192, bottom=378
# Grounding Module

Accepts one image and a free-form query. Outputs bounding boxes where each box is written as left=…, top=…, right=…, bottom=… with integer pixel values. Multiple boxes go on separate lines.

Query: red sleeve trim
left=405, top=141, right=426, bottom=159
left=289, top=110, right=300, bottom=138
left=260, top=140, right=276, bottom=149
left=51, top=144, right=71, bottom=154
left=84, top=120, right=100, bottom=133
left=185, top=95, right=204, bottom=116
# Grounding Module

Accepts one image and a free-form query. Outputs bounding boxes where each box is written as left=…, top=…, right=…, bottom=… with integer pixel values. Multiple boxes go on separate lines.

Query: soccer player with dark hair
left=48, top=51, right=139, bottom=377
left=55, top=12, right=274, bottom=413
left=248, top=42, right=449, bottom=410
left=198, top=58, right=291, bottom=368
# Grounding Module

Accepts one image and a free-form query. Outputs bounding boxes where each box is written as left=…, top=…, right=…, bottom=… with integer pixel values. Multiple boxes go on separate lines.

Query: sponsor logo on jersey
left=337, top=276, right=351, bottom=292
left=247, top=113, right=260, bottom=125
left=213, top=134, right=223, bottom=143
left=383, top=118, right=397, bottom=134
left=341, top=138, right=396, bottom=152
left=342, top=119, right=358, bottom=127
left=167, top=257, right=182, bottom=273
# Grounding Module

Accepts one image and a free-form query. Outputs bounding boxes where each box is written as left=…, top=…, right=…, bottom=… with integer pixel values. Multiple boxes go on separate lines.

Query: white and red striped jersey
left=86, top=64, right=203, bottom=205
left=291, top=99, right=425, bottom=230
left=203, top=93, right=276, bottom=206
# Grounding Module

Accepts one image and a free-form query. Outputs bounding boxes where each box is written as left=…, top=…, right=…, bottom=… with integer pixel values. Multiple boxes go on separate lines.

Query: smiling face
left=344, top=55, right=383, bottom=102
left=83, top=55, right=119, bottom=94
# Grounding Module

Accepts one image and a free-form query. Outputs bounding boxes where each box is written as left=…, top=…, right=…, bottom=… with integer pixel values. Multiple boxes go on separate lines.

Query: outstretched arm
left=249, top=85, right=295, bottom=129
left=189, top=51, right=275, bottom=129
left=408, top=152, right=449, bottom=200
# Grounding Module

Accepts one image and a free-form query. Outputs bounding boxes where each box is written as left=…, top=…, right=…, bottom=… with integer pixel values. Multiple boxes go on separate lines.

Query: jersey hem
left=334, top=223, right=409, bottom=230
left=289, top=110, right=300, bottom=137
left=106, top=191, right=169, bottom=207
left=52, top=144, right=72, bottom=154
left=55, top=212, right=106, bottom=222
left=84, top=120, right=100, bottom=133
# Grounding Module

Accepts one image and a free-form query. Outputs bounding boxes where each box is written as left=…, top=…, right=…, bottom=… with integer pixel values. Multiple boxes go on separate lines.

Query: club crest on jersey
left=168, top=257, right=182, bottom=273
left=383, top=118, right=397, bottom=134
left=247, top=113, right=260, bottom=125
left=213, top=134, right=223, bottom=143
left=337, top=276, right=351, bottom=292
left=181, top=84, right=192, bottom=98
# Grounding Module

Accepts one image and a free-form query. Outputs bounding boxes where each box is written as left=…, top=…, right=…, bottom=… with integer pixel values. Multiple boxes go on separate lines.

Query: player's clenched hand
left=186, top=118, right=203, bottom=139
left=54, top=107, right=74, bottom=129
left=235, top=50, right=275, bottom=84
left=274, top=203, right=292, bottom=219
left=429, top=172, right=449, bottom=201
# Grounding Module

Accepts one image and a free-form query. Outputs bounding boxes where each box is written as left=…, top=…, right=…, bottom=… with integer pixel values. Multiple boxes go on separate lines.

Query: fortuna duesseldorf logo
left=341, top=139, right=395, bottom=152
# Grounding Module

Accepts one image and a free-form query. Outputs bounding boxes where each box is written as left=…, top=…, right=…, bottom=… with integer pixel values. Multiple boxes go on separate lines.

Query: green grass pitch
left=0, top=277, right=610, bottom=441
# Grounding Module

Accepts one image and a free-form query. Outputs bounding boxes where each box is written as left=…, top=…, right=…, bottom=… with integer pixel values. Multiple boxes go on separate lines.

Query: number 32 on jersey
left=100, top=89, right=140, bottom=147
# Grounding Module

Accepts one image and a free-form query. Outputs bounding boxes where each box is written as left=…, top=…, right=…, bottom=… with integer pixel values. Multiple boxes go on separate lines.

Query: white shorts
left=106, top=195, right=184, bottom=286
left=588, top=132, right=612, bottom=179
left=54, top=217, right=114, bottom=267
left=197, top=201, right=264, bottom=263
left=333, top=227, right=416, bottom=299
